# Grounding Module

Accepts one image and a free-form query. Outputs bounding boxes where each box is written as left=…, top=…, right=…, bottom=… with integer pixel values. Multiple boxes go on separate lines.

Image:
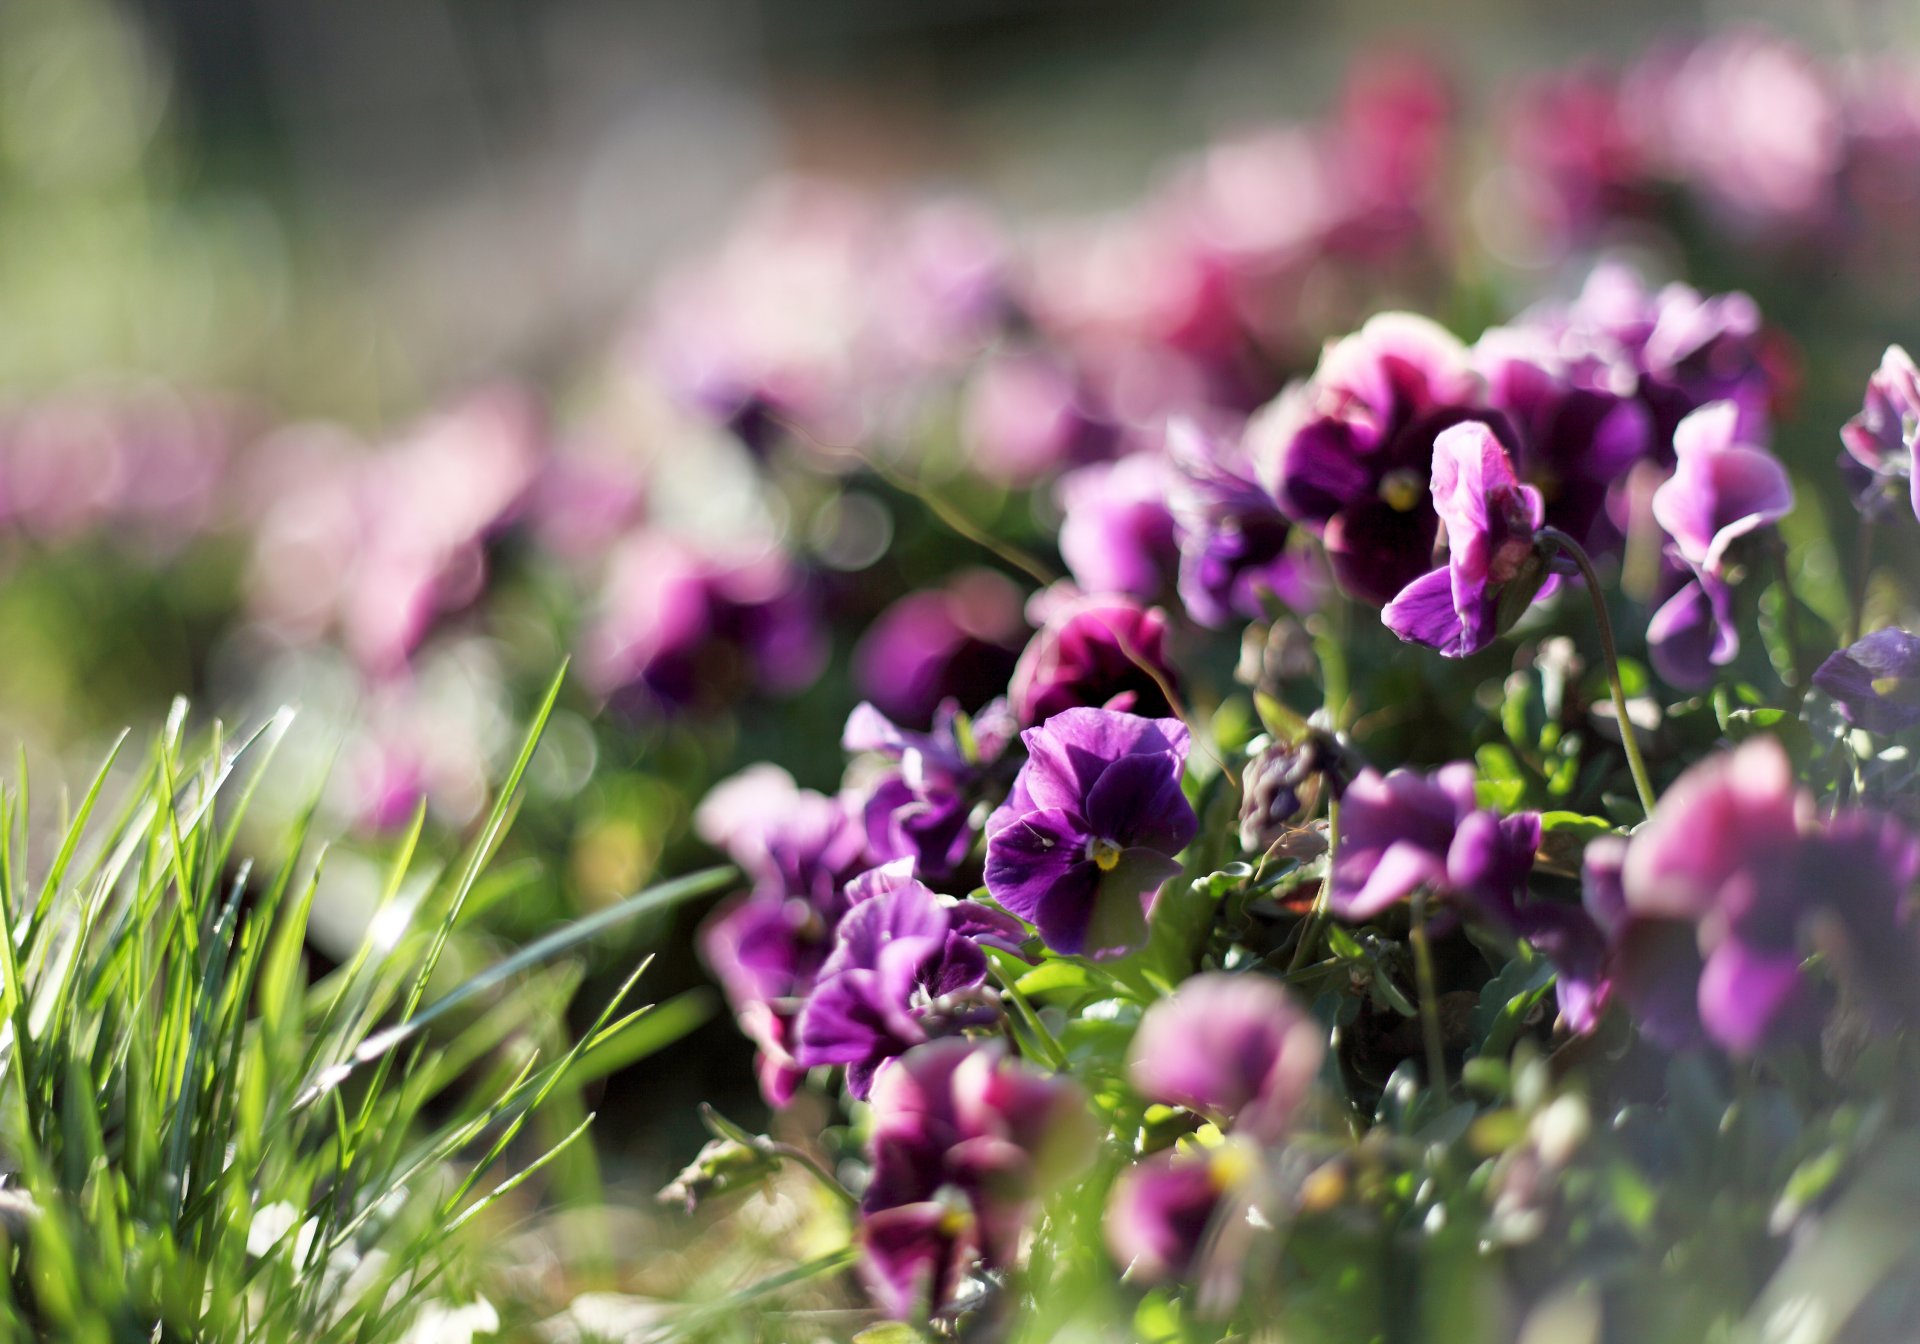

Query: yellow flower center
left=1208, top=1137, right=1261, bottom=1192
left=1378, top=469, right=1423, bottom=513
left=1873, top=676, right=1903, bottom=698
left=1087, top=837, right=1123, bottom=872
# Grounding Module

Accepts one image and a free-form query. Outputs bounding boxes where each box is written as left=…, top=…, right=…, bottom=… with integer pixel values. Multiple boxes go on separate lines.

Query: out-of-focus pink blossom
left=582, top=533, right=824, bottom=715
left=246, top=387, right=541, bottom=678
left=1624, top=30, right=1843, bottom=235
left=851, top=570, right=1025, bottom=730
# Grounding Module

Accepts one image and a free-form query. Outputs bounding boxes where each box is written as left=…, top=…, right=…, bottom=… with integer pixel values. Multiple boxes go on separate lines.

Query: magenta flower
left=794, top=875, right=997, bottom=1099
left=1105, top=1146, right=1257, bottom=1290
left=1473, top=323, right=1654, bottom=554
left=1552, top=263, right=1775, bottom=449
left=984, top=708, right=1196, bottom=956
left=846, top=697, right=1017, bottom=880
left=1604, top=738, right=1920, bottom=1053
left=694, top=768, right=874, bottom=1104
left=1251, top=313, right=1488, bottom=606
left=859, top=1040, right=1094, bottom=1320
left=1813, top=628, right=1920, bottom=735
left=1382, top=421, right=1546, bottom=658
left=1008, top=592, right=1179, bottom=727
left=1328, top=763, right=1537, bottom=921
left=583, top=536, right=825, bottom=715
left=1126, top=974, right=1324, bottom=1142
left=1166, top=420, right=1320, bottom=628
left=851, top=571, right=1025, bottom=731
left=1839, top=345, right=1920, bottom=521
left=1055, top=454, right=1181, bottom=602
left=1651, top=401, right=1794, bottom=578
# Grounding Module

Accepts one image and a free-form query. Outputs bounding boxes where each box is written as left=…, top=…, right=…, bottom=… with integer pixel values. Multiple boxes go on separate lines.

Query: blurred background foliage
left=3, top=0, right=1920, bottom=1331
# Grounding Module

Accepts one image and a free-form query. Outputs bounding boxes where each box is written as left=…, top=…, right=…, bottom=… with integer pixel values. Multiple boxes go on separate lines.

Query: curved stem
left=766, top=1143, right=860, bottom=1210
left=1539, top=528, right=1658, bottom=819
left=1847, top=512, right=1876, bottom=647
left=1408, top=891, right=1449, bottom=1108
left=1286, top=797, right=1338, bottom=974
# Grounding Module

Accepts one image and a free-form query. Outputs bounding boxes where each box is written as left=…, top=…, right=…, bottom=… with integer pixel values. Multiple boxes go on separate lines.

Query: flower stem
left=766, top=1143, right=860, bottom=1210
left=1286, top=797, right=1338, bottom=974
left=1408, top=891, right=1449, bottom=1108
left=1538, top=527, right=1657, bottom=819
left=1847, top=512, right=1876, bottom=647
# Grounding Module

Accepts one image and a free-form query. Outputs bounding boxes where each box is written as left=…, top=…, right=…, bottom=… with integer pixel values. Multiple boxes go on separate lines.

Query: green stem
left=1847, top=512, right=1876, bottom=647
left=1539, top=527, right=1657, bottom=819
left=1286, top=797, right=1338, bottom=975
left=1772, top=538, right=1808, bottom=699
left=1408, top=891, right=1449, bottom=1108
left=766, top=1143, right=859, bottom=1211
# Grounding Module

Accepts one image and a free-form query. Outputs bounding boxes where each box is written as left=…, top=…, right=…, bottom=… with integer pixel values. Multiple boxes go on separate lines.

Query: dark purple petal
left=1105, top=1151, right=1227, bottom=1285
left=984, top=807, right=1095, bottom=925
left=859, top=1202, right=966, bottom=1320
left=1811, top=628, right=1920, bottom=734
left=1082, top=750, right=1199, bottom=856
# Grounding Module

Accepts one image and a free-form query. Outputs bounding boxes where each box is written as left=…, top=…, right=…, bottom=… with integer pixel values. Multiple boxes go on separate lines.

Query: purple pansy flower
left=1840, top=345, right=1920, bottom=521
left=1382, top=421, right=1546, bottom=657
left=1105, top=1144, right=1261, bottom=1290
left=1008, top=592, right=1179, bottom=727
left=1166, top=420, right=1321, bottom=628
left=584, top=536, right=825, bottom=716
left=694, top=768, right=874, bottom=1104
left=1813, top=628, right=1920, bottom=734
left=1327, top=763, right=1538, bottom=921
left=1327, top=763, right=1603, bottom=1029
left=1250, top=312, right=1490, bottom=606
left=795, top=875, right=999, bottom=1098
left=1553, top=262, right=1776, bottom=449
left=847, top=697, right=1018, bottom=880
left=1600, top=737, right=1920, bottom=1053
left=850, top=571, right=1025, bottom=731
left=985, top=708, right=1197, bottom=956
left=1644, top=401, right=1793, bottom=690
left=1474, top=323, right=1654, bottom=555
left=1056, top=454, right=1182, bottom=602
left=1651, top=401, right=1794, bottom=578
left=859, top=1039, right=1095, bottom=1320
left=1126, top=973, right=1325, bottom=1143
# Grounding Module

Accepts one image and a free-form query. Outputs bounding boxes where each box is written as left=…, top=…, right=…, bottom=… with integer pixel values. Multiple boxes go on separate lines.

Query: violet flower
left=694, top=768, right=874, bottom=1104
left=1813, top=628, right=1920, bottom=734
left=984, top=708, right=1196, bottom=956
left=1602, top=738, right=1920, bottom=1053
left=1382, top=421, right=1547, bottom=658
left=1551, top=262, right=1775, bottom=449
left=1055, top=454, right=1182, bottom=602
left=795, top=875, right=998, bottom=1098
left=1839, top=345, right=1920, bottom=521
left=846, top=697, right=1017, bottom=880
left=1327, top=764, right=1604, bottom=1028
left=850, top=571, right=1025, bottom=731
left=1008, top=592, right=1179, bottom=727
left=1474, top=323, right=1654, bottom=554
left=583, top=536, right=825, bottom=715
left=1166, top=419, right=1321, bottom=628
left=1105, top=1145, right=1258, bottom=1289
left=1650, top=401, right=1794, bottom=578
left=1126, top=973, right=1325, bottom=1142
left=1249, top=312, right=1489, bottom=606
left=1327, top=764, right=1538, bottom=921
left=859, top=1039, right=1095, bottom=1320
left=1644, top=401, right=1793, bottom=689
